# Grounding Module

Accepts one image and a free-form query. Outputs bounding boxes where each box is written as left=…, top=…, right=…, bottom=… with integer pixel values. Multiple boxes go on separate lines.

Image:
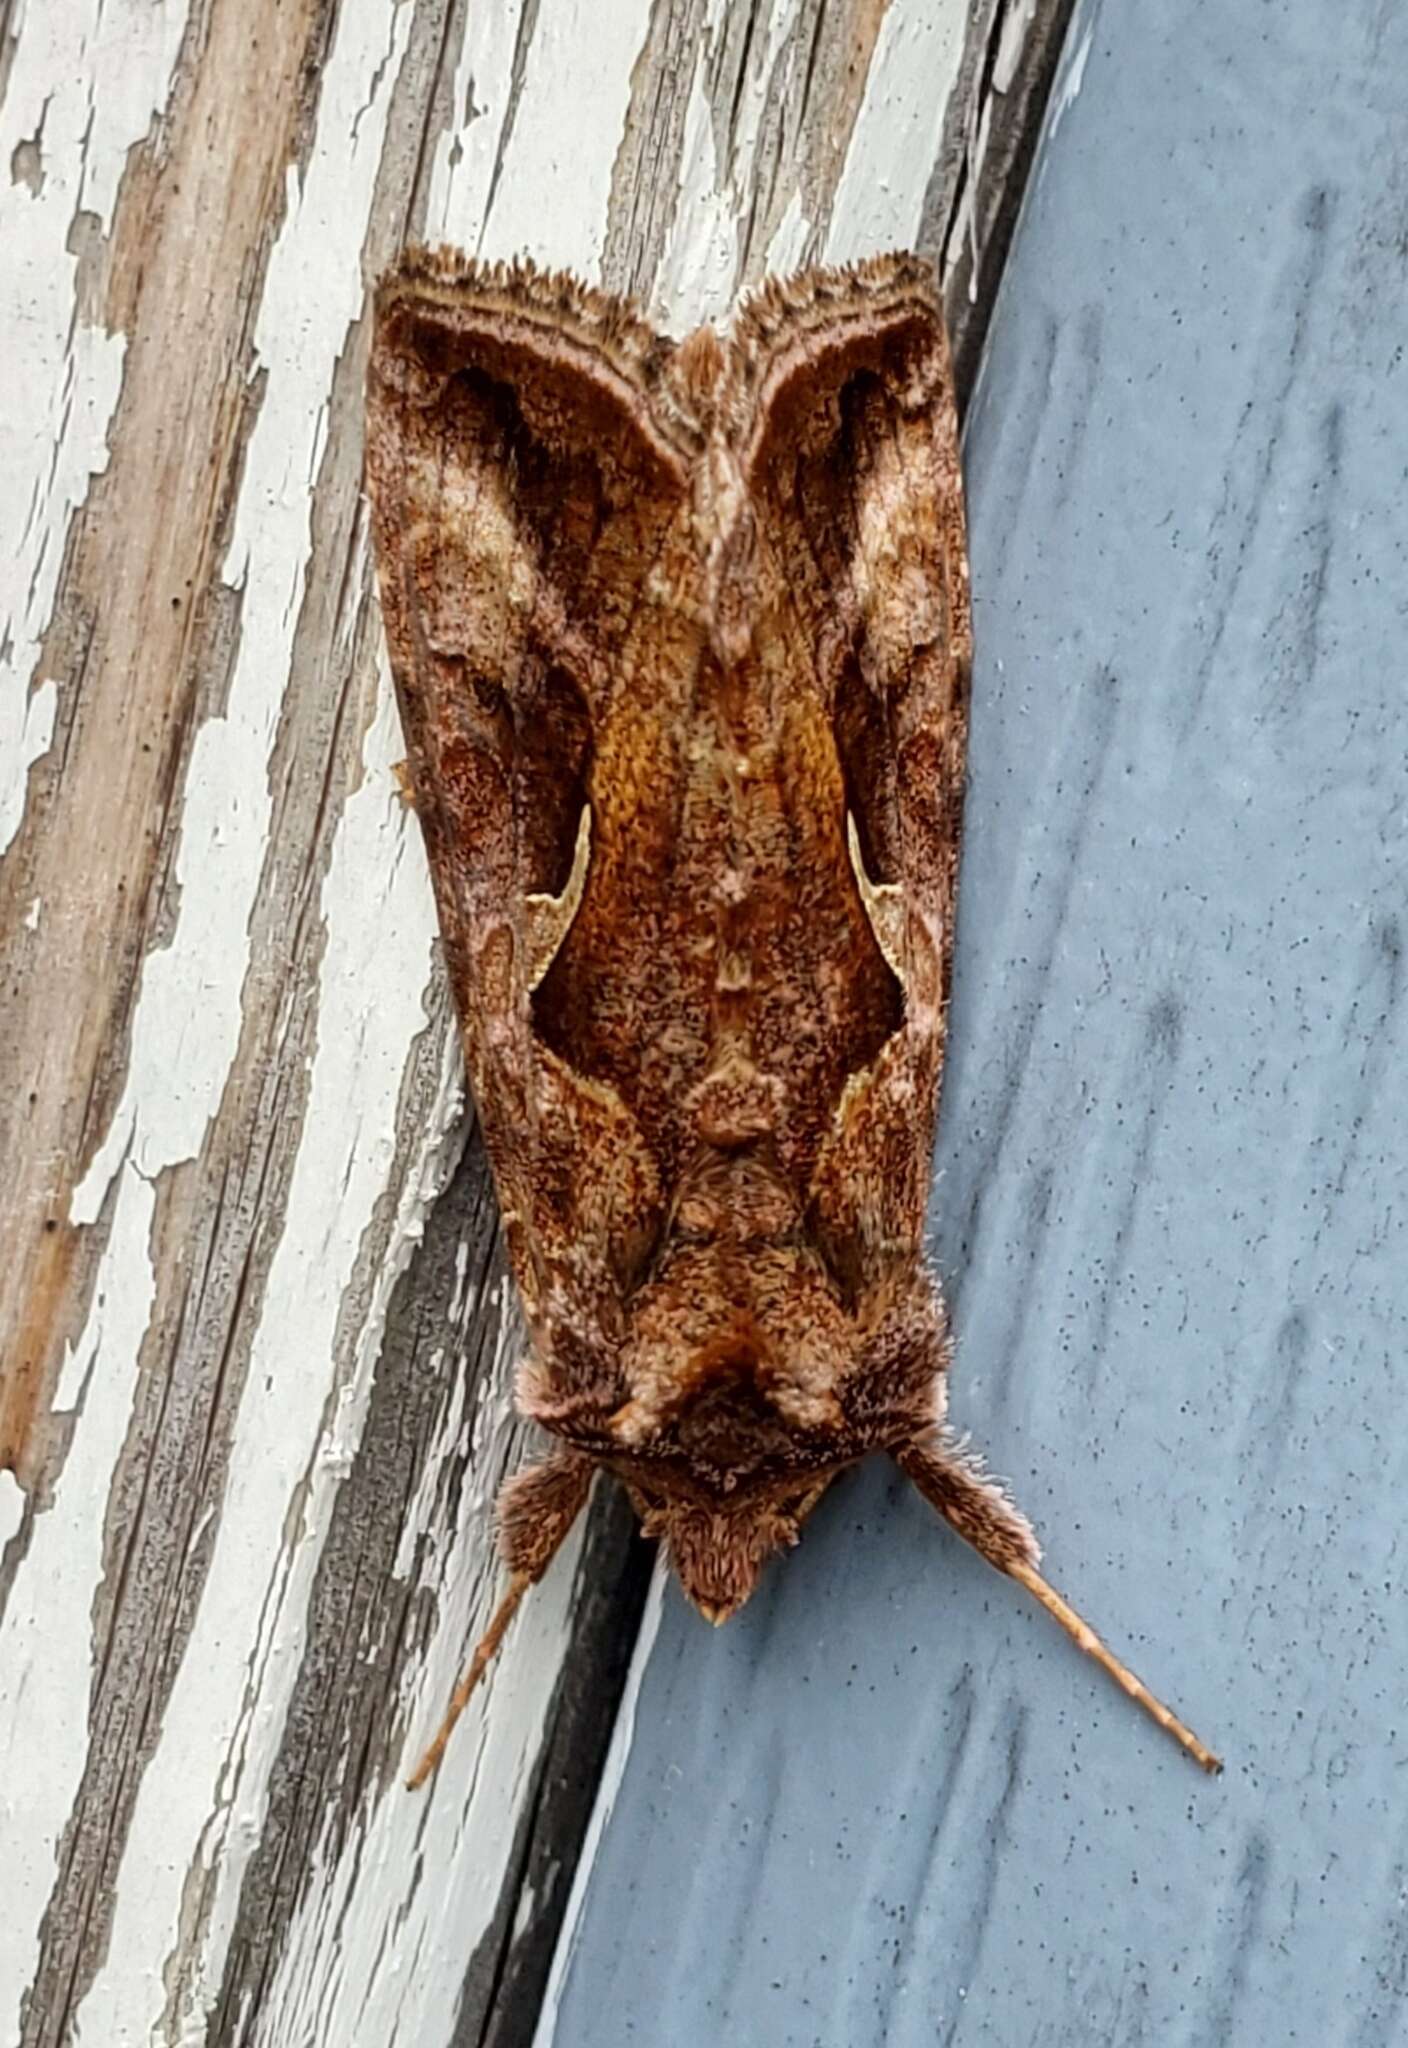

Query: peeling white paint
left=1, top=4, right=417, bottom=2041
left=994, top=0, right=1042, bottom=94
left=0, top=0, right=189, bottom=859
left=246, top=1279, right=588, bottom=2048
left=0, top=0, right=193, bottom=2018
left=0, top=1173, right=160, bottom=2043
left=1, top=681, right=57, bottom=856
left=72, top=670, right=431, bottom=2048
left=824, top=0, right=968, bottom=263
left=74, top=0, right=414, bottom=1217
left=221, top=7, right=671, bottom=2045
left=392, top=1331, right=471, bottom=1584
left=0, top=1472, right=27, bottom=1553
left=650, top=0, right=806, bottom=330
left=22, top=895, right=43, bottom=933
left=426, top=0, right=654, bottom=268
left=944, top=91, right=995, bottom=303
left=951, top=0, right=1056, bottom=302
left=651, top=5, right=737, bottom=329
left=765, top=188, right=813, bottom=280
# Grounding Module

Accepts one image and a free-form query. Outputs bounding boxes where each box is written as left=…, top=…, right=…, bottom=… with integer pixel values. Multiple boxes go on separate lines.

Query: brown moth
left=365, top=247, right=1219, bottom=1787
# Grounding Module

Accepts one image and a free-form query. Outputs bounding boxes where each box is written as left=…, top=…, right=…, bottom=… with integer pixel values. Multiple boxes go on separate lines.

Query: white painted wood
left=0, top=1, right=1065, bottom=2040
left=826, top=0, right=967, bottom=260
left=0, top=0, right=189, bottom=859
left=1, top=0, right=193, bottom=2014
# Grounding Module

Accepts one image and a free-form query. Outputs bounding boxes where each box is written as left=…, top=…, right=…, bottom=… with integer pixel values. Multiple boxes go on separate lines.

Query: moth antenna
left=896, top=1439, right=1221, bottom=1774
left=406, top=1571, right=532, bottom=1790
left=407, top=1450, right=595, bottom=1789
left=1004, top=1557, right=1222, bottom=1775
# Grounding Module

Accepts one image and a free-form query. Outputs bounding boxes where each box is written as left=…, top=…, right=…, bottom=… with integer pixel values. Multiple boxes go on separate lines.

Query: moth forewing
left=365, top=246, right=1219, bottom=1788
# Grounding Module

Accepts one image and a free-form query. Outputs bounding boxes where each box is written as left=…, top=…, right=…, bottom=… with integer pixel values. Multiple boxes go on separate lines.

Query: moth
left=365, top=247, right=1218, bottom=1787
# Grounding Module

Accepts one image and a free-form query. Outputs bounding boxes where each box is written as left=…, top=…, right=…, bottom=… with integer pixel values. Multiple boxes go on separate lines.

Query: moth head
left=647, top=1496, right=803, bottom=1625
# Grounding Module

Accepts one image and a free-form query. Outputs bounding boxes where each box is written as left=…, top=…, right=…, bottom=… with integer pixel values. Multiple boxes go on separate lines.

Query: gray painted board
left=542, top=1, right=1408, bottom=2041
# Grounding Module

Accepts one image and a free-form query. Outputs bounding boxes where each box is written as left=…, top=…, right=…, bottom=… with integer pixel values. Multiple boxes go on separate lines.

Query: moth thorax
left=610, top=1240, right=853, bottom=1450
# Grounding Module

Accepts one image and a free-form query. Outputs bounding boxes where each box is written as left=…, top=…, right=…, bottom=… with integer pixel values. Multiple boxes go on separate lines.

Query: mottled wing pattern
left=366, top=252, right=698, bottom=1351
left=372, top=253, right=1220, bottom=1788
left=734, top=258, right=972, bottom=1304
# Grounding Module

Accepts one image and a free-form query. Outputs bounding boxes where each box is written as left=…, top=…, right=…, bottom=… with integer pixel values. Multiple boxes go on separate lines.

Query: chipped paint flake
left=943, top=91, right=995, bottom=303
left=249, top=1286, right=587, bottom=2048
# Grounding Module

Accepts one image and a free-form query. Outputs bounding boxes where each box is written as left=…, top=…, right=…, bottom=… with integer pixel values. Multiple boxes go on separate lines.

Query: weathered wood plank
left=535, top=1, right=1408, bottom=2042
left=0, top=2, right=1071, bottom=2041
